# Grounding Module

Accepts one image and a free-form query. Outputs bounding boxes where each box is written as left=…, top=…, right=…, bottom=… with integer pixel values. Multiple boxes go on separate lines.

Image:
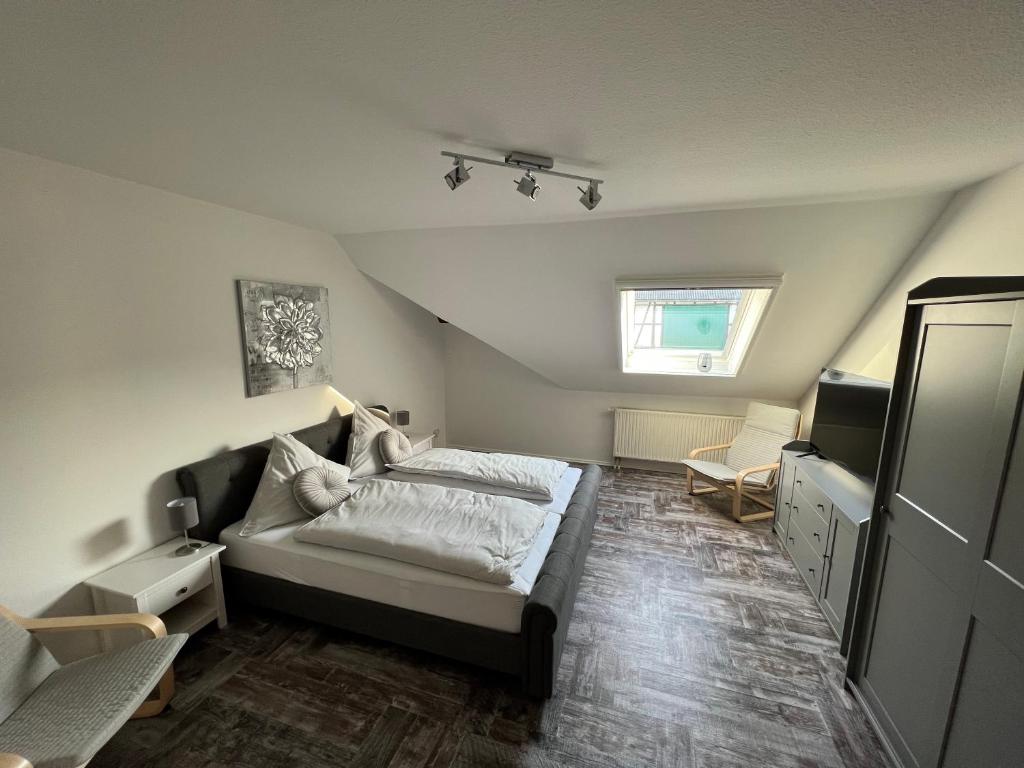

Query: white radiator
left=612, top=408, right=745, bottom=463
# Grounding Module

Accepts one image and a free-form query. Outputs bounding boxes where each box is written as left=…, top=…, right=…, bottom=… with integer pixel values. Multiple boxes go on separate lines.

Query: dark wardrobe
left=847, top=277, right=1024, bottom=768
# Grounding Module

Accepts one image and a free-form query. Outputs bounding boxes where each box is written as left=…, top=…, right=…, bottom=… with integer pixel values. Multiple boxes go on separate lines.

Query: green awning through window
left=661, top=304, right=729, bottom=350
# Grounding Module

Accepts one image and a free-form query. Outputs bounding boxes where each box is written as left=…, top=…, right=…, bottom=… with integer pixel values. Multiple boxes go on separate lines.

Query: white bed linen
left=385, top=448, right=568, bottom=500
left=294, top=480, right=547, bottom=585
left=219, top=509, right=562, bottom=632
left=381, top=466, right=582, bottom=514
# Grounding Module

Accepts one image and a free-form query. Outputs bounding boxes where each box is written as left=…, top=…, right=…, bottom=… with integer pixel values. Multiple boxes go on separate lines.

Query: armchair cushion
left=0, top=615, right=59, bottom=724
left=0, top=633, right=186, bottom=768
left=683, top=459, right=775, bottom=487
left=682, top=459, right=741, bottom=484
left=724, top=402, right=800, bottom=484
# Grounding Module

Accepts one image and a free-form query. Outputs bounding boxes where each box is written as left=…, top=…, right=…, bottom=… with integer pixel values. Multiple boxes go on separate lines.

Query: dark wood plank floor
left=93, top=468, right=886, bottom=768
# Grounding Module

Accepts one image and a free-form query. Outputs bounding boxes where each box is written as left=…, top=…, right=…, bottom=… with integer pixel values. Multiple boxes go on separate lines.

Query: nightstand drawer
left=142, top=560, right=212, bottom=616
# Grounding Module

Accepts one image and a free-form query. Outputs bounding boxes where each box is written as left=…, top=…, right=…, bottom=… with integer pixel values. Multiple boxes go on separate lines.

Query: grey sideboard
left=774, top=443, right=871, bottom=655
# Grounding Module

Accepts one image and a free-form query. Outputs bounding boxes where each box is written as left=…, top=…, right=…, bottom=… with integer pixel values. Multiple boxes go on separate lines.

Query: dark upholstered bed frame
left=176, top=414, right=601, bottom=698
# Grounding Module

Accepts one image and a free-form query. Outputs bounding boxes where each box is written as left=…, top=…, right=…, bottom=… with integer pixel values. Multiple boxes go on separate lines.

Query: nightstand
left=85, top=537, right=227, bottom=649
left=406, top=432, right=436, bottom=456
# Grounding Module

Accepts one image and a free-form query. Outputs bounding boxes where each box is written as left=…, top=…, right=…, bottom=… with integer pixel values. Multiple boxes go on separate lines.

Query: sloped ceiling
left=0, top=3, right=1013, bottom=403
left=0, top=2, right=1020, bottom=233
left=343, top=193, right=952, bottom=401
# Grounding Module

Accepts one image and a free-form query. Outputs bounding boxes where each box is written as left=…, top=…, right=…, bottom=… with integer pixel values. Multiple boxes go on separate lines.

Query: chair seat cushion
left=0, top=633, right=186, bottom=768
left=0, top=615, right=60, bottom=725
left=683, top=459, right=739, bottom=483
left=683, top=459, right=770, bottom=487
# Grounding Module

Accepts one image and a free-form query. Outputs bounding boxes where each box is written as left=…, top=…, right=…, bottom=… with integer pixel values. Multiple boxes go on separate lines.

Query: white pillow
left=347, top=401, right=391, bottom=478
left=239, top=433, right=348, bottom=536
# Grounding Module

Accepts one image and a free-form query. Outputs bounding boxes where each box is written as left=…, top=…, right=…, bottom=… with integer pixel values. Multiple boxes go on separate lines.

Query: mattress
left=219, top=469, right=580, bottom=632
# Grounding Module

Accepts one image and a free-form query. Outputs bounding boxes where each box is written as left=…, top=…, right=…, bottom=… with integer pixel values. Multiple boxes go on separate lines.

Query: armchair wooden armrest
left=735, top=462, right=781, bottom=488
left=0, top=605, right=167, bottom=638
left=687, top=441, right=733, bottom=459
left=0, top=753, right=33, bottom=768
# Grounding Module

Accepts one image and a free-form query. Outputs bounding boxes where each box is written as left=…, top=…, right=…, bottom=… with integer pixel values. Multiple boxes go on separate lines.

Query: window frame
left=616, top=276, right=781, bottom=377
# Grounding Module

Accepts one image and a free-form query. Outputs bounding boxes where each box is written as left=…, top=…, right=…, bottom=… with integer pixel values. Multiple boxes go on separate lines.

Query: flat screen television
left=809, top=369, right=892, bottom=481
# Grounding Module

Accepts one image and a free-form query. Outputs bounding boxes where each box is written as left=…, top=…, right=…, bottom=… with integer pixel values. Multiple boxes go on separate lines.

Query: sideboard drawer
left=792, top=487, right=832, bottom=557
left=793, top=466, right=832, bottom=524
left=786, top=525, right=824, bottom=597
left=143, top=560, right=212, bottom=616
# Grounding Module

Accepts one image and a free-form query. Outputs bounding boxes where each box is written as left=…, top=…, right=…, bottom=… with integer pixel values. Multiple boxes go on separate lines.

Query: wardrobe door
left=941, top=400, right=1024, bottom=768
left=856, top=299, right=1024, bottom=768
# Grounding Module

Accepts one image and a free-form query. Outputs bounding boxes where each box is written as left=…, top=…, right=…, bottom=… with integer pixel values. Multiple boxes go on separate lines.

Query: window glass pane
left=661, top=304, right=730, bottom=350
left=618, top=283, right=773, bottom=377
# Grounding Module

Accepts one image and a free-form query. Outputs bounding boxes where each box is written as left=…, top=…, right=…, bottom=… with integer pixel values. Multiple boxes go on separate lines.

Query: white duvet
left=386, top=448, right=568, bottom=501
left=294, top=479, right=548, bottom=585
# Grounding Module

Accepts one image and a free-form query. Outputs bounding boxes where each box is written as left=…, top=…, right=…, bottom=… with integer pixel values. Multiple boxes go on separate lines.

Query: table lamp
left=166, top=497, right=203, bottom=556
left=395, top=410, right=410, bottom=434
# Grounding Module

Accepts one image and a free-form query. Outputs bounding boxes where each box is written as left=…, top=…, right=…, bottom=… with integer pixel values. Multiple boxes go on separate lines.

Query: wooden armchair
left=0, top=605, right=187, bottom=768
left=682, top=402, right=801, bottom=523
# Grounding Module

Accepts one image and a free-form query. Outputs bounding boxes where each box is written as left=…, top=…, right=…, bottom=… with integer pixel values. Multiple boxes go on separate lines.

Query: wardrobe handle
left=176, top=586, right=189, bottom=596
left=808, top=567, right=815, bottom=575
left=813, top=532, right=820, bottom=540
left=788, top=536, right=795, bottom=544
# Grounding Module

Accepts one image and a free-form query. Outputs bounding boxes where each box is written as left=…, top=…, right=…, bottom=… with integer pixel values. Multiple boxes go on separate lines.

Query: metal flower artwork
left=260, top=296, right=324, bottom=387
left=237, top=280, right=332, bottom=397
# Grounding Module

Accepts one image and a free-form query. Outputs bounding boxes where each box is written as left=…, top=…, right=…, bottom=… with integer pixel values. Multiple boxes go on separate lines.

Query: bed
left=176, top=414, right=601, bottom=698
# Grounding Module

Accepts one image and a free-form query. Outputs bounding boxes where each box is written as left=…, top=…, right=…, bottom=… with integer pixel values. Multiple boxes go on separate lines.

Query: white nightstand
left=406, top=432, right=436, bottom=456
left=85, top=537, right=227, bottom=649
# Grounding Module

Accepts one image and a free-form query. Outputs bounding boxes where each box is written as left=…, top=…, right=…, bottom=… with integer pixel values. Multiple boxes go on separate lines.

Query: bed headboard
left=176, top=414, right=356, bottom=542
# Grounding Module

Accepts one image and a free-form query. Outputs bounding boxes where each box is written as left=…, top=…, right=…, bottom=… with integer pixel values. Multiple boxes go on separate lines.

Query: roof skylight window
left=617, top=277, right=779, bottom=377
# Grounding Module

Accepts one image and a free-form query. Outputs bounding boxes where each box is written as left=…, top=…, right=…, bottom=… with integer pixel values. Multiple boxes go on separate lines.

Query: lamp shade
left=167, top=497, right=199, bottom=531
left=395, top=410, right=410, bottom=427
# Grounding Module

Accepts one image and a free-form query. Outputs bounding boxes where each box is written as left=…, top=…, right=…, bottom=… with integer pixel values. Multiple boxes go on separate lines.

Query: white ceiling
left=343, top=193, right=952, bottom=401
left=0, top=1, right=1020, bottom=234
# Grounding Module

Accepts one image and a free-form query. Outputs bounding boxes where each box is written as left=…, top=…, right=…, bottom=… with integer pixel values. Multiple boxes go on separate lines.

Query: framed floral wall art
left=236, top=280, right=333, bottom=397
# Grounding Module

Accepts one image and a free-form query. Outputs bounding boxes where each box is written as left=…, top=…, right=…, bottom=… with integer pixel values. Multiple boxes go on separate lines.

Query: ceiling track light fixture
left=515, top=170, right=540, bottom=200
left=440, top=149, right=603, bottom=210
left=578, top=179, right=602, bottom=211
left=443, top=156, right=471, bottom=190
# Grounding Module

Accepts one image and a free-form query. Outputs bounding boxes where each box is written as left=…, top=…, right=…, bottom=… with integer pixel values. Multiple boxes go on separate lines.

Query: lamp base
left=175, top=542, right=205, bottom=556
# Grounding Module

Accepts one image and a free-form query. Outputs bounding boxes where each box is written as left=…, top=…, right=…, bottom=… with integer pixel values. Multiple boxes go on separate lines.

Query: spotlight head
left=443, top=158, right=471, bottom=190
left=515, top=171, right=540, bottom=200
left=578, top=180, right=602, bottom=210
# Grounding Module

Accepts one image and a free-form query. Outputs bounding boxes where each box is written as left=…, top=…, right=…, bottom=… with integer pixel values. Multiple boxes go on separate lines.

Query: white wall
left=799, top=164, right=1024, bottom=433
left=0, top=148, right=445, bottom=623
left=344, top=192, right=951, bottom=402
left=445, top=325, right=793, bottom=466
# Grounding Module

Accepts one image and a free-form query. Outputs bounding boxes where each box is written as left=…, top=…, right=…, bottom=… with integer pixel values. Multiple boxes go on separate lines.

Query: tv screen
left=810, top=369, right=891, bottom=481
